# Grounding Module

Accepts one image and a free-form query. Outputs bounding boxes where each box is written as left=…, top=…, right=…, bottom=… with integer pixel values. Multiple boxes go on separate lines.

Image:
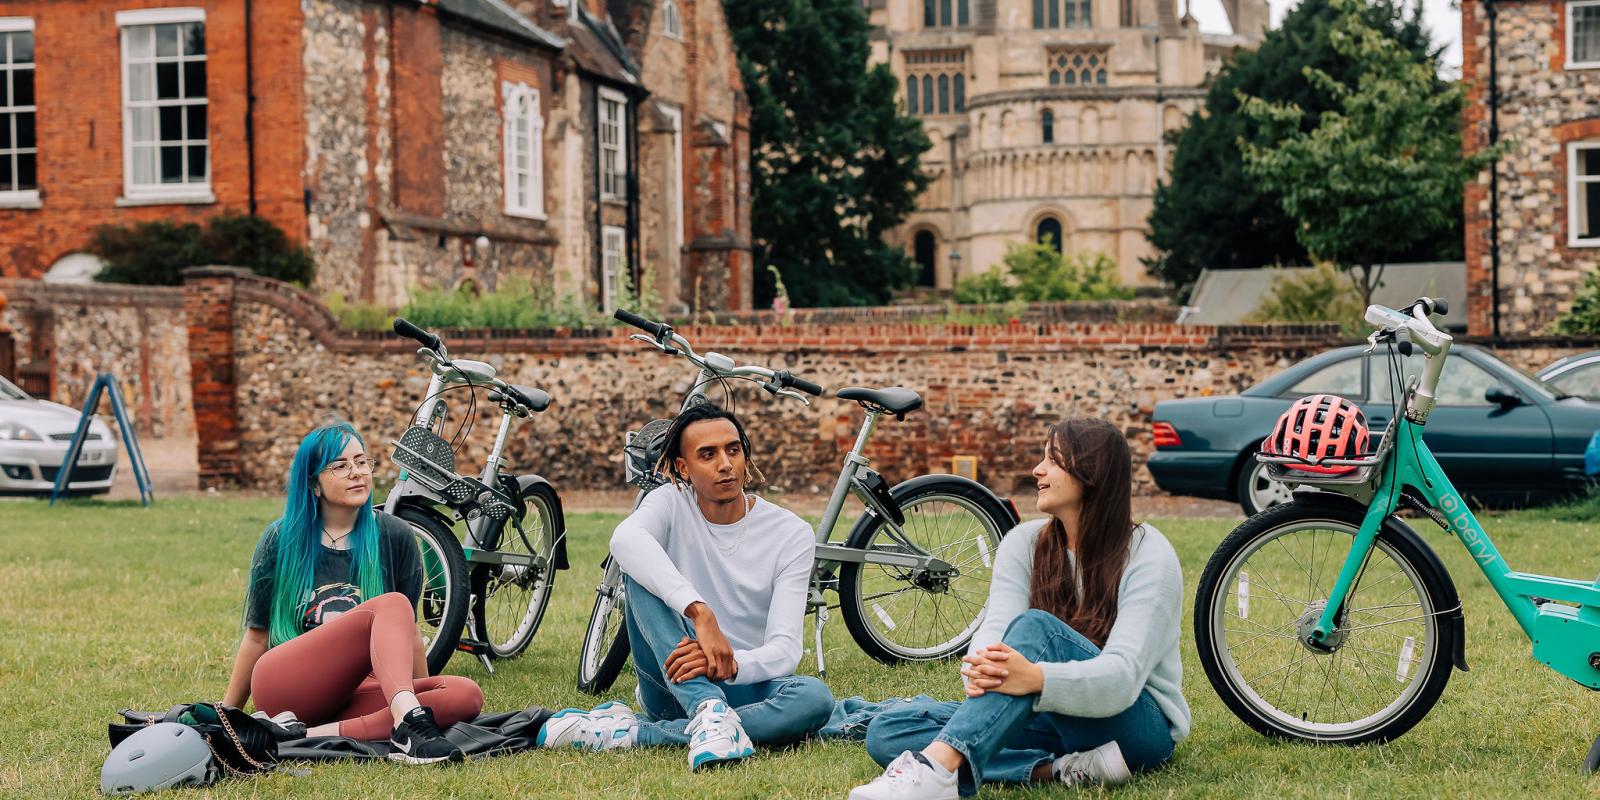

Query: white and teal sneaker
left=592, top=700, right=638, bottom=724
left=536, top=707, right=638, bottom=751
left=685, top=699, right=755, bottom=771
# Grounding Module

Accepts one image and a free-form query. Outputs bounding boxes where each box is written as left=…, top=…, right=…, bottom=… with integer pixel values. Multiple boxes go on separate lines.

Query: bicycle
left=576, top=309, right=1021, bottom=694
left=382, top=319, right=568, bottom=675
left=1193, top=296, right=1600, bottom=764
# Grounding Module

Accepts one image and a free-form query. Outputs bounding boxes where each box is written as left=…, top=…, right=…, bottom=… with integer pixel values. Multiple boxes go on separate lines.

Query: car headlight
left=0, top=421, right=42, bottom=441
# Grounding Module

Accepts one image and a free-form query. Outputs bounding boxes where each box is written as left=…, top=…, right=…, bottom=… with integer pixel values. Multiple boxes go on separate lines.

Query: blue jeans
left=864, top=610, right=1175, bottom=796
left=622, top=575, right=834, bottom=747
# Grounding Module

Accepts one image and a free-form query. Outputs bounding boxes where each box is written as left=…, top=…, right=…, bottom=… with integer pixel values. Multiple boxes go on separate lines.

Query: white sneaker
left=592, top=700, right=638, bottom=724
left=1051, top=741, right=1132, bottom=786
left=536, top=707, right=638, bottom=751
left=848, top=750, right=959, bottom=800
left=685, top=699, right=755, bottom=771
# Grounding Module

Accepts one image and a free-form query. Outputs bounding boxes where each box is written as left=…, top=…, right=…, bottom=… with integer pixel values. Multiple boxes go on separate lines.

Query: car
left=1538, top=351, right=1600, bottom=402
left=0, top=375, right=119, bottom=496
left=1148, top=344, right=1600, bottom=515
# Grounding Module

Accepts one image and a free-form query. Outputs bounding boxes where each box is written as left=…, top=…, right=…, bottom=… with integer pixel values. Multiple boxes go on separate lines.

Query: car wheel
left=1235, top=453, right=1295, bottom=516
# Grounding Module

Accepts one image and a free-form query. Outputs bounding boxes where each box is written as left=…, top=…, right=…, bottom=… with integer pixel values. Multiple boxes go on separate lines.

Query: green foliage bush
left=953, top=243, right=1133, bottom=304
left=91, top=213, right=315, bottom=286
left=328, top=267, right=663, bottom=331
left=1551, top=263, right=1600, bottom=335
left=1245, top=263, right=1367, bottom=337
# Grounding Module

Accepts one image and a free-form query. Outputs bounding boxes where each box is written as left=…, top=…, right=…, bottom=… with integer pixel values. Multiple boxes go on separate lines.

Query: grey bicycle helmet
left=101, top=723, right=217, bottom=795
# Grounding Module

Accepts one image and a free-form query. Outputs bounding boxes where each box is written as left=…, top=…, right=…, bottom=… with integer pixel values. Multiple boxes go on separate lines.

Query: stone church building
left=867, top=0, right=1267, bottom=289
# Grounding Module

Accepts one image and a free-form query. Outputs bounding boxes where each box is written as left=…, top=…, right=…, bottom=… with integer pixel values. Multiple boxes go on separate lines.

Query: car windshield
left=0, top=376, right=29, bottom=401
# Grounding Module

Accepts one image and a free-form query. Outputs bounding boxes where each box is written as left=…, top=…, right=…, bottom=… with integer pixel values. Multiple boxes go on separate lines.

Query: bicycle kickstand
left=814, top=604, right=829, bottom=679
left=1585, top=732, right=1600, bottom=774
left=467, top=604, right=495, bottom=676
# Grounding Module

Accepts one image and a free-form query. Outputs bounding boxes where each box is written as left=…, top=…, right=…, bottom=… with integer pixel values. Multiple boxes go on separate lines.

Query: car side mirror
left=1485, top=386, right=1522, bottom=408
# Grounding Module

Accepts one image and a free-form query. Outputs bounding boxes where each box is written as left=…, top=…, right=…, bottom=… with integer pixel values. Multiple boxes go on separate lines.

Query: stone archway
left=913, top=229, right=939, bottom=287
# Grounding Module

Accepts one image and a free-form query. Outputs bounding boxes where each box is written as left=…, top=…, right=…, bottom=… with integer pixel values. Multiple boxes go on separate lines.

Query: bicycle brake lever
left=1363, top=330, right=1383, bottom=354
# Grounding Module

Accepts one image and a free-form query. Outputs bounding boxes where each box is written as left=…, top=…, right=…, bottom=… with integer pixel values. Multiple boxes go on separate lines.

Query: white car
left=0, top=376, right=119, bottom=495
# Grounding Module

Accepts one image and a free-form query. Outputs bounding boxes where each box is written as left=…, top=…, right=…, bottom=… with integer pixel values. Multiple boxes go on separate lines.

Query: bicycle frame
left=1309, top=397, right=1600, bottom=689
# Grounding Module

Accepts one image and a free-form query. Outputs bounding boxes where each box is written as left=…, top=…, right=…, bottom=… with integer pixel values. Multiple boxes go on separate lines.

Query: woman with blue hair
left=221, top=422, right=482, bottom=764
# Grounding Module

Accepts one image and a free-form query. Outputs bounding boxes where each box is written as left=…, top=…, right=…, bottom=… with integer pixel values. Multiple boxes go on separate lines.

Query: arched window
left=922, top=75, right=934, bottom=113
left=502, top=81, right=543, bottom=218
left=1033, top=0, right=1045, bottom=27
left=906, top=76, right=918, bottom=114
left=662, top=0, right=682, bottom=37
left=914, top=231, right=938, bottom=287
left=938, top=74, right=950, bottom=114
left=958, top=0, right=970, bottom=26
left=953, top=74, right=965, bottom=112
left=940, top=0, right=952, bottom=26
left=924, top=0, right=936, bottom=26
left=1035, top=217, right=1063, bottom=253
left=1041, top=108, right=1054, bottom=144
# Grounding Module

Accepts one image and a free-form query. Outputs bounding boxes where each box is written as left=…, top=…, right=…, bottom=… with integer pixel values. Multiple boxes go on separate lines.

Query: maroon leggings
left=251, top=592, right=484, bottom=740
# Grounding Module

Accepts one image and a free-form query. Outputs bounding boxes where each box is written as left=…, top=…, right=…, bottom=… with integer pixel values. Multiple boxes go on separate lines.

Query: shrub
left=952, top=242, right=1133, bottom=304
left=331, top=264, right=665, bottom=331
left=1552, top=262, right=1600, bottom=335
left=1245, top=262, right=1366, bottom=336
left=92, top=213, right=315, bottom=286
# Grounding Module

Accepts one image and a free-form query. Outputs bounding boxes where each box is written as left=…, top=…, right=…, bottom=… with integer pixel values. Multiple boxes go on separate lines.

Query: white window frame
left=598, top=86, right=628, bottom=202
left=1572, top=140, right=1600, bottom=247
left=117, top=7, right=213, bottom=204
left=502, top=81, right=545, bottom=219
left=1569, top=0, right=1600, bottom=69
left=663, top=0, right=683, bottom=39
left=601, top=225, right=627, bottom=311
left=0, top=17, right=38, bottom=209
left=660, top=104, right=685, bottom=255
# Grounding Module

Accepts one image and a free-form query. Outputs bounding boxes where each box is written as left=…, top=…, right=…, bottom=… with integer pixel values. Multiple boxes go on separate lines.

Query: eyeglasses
left=323, top=456, right=374, bottom=478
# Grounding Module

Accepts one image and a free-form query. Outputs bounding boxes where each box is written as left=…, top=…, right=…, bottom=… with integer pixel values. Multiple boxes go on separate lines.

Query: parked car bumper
left=1147, top=450, right=1237, bottom=499
left=0, top=440, right=119, bottom=494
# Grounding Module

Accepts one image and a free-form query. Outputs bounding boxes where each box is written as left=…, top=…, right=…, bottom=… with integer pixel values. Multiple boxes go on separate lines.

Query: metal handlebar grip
left=393, top=318, right=444, bottom=353
left=614, top=308, right=669, bottom=338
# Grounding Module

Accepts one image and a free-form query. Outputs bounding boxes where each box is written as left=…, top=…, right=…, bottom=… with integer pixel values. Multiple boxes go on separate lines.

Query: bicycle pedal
left=455, top=638, right=490, bottom=655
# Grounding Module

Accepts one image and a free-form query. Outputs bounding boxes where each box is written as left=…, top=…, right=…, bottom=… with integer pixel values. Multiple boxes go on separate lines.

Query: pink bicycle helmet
left=1262, top=394, right=1370, bottom=475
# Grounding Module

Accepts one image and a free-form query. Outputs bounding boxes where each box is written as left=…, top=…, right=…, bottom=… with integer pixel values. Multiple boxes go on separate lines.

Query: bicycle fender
left=840, top=473, right=1022, bottom=550
left=394, top=498, right=456, bottom=532
left=512, top=473, right=569, bottom=570
left=1290, top=491, right=1469, bottom=672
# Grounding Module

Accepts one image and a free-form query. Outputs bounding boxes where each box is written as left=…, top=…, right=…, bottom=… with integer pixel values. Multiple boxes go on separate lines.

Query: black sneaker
left=388, top=707, right=464, bottom=765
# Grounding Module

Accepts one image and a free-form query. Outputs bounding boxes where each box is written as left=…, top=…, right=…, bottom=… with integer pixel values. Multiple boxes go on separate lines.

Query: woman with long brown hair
left=849, top=417, right=1188, bottom=799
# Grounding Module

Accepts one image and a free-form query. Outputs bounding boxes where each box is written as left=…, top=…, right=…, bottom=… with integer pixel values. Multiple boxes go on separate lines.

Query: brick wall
left=0, top=0, right=306, bottom=280
left=1462, top=0, right=1600, bottom=335
left=0, top=279, right=194, bottom=439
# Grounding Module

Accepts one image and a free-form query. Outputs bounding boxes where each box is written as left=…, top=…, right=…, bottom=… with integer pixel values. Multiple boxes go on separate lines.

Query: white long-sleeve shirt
left=610, top=485, right=815, bottom=685
left=967, top=518, right=1191, bottom=742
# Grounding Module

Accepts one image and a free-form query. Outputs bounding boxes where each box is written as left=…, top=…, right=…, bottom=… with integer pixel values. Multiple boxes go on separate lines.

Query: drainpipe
left=1487, top=0, right=1501, bottom=338
left=245, top=0, right=257, bottom=216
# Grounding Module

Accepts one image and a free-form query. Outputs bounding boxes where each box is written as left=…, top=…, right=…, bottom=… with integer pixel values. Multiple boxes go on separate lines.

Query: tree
left=952, top=243, right=1132, bottom=303
left=1236, top=0, right=1502, bottom=309
left=1146, top=0, right=1444, bottom=300
left=726, top=0, right=931, bottom=307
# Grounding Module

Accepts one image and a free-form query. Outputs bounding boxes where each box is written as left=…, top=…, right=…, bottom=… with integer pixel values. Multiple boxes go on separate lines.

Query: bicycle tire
left=1193, top=501, right=1456, bottom=744
left=577, top=556, right=632, bottom=694
left=396, top=505, right=470, bottom=676
left=838, top=477, right=1011, bottom=664
left=471, top=483, right=562, bottom=660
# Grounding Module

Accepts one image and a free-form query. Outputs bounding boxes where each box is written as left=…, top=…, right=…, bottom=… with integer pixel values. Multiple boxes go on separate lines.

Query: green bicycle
left=1194, top=296, right=1600, bottom=766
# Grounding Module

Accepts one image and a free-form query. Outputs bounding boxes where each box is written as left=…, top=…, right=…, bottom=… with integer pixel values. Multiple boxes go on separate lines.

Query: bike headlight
left=0, top=421, right=42, bottom=441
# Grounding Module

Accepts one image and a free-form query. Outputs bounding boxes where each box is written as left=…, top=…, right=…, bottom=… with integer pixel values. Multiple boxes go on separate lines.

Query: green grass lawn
left=6, top=497, right=1600, bottom=798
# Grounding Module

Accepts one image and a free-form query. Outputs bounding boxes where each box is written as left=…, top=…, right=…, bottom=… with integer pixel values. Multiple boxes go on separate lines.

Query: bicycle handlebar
left=393, top=318, right=444, bottom=354
left=614, top=308, right=670, bottom=339
left=1364, top=297, right=1452, bottom=357
left=776, top=370, right=824, bottom=397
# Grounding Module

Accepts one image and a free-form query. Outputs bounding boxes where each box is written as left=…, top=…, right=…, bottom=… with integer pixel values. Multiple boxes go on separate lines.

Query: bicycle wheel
left=838, top=477, right=1011, bottom=663
left=471, top=483, right=562, bottom=659
left=396, top=505, right=469, bottom=676
left=577, top=556, right=632, bottom=694
left=1193, top=501, right=1456, bottom=744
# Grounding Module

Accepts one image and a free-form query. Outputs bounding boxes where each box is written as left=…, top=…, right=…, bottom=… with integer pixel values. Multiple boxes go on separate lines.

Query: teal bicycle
left=1195, top=296, right=1600, bottom=764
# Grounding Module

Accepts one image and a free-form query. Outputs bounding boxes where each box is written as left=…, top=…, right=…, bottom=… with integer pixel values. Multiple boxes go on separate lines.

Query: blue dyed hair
left=260, top=422, right=385, bottom=646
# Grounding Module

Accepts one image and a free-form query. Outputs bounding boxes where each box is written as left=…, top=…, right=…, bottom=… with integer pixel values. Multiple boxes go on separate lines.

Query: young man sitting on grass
left=538, top=402, right=834, bottom=770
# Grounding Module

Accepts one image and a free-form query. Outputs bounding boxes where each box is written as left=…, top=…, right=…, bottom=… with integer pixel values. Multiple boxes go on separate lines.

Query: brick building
left=1462, top=0, right=1600, bottom=335
left=0, top=0, right=751, bottom=311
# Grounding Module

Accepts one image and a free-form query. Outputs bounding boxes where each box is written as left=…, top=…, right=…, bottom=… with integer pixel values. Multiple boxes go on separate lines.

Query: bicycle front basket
left=625, top=418, right=673, bottom=487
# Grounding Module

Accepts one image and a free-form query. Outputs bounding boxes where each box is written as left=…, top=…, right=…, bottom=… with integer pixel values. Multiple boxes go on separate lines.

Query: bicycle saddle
left=493, top=384, right=551, bottom=413
left=836, top=387, right=923, bottom=416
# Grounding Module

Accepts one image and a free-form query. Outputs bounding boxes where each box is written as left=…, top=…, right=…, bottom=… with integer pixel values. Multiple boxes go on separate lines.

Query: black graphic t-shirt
left=244, top=511, right=423, bottom=637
